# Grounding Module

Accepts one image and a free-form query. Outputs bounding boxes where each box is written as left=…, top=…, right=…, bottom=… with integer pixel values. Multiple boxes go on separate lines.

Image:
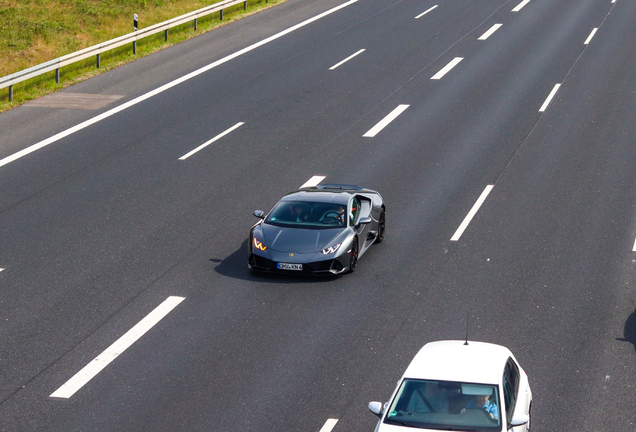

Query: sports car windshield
left=265, top=201, right=346, bottom=229
left=383, top=379, right=501, bottom=431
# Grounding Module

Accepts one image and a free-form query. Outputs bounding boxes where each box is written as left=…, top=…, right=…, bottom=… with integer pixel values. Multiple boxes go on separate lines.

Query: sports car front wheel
left=375, top=207, right=385, bottom=244
left=349, top=237, right=358, bottom=273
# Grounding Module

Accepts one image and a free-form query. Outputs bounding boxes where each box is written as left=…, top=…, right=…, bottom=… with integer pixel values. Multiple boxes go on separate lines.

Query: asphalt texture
left=1, top=0, right=635, bottom=431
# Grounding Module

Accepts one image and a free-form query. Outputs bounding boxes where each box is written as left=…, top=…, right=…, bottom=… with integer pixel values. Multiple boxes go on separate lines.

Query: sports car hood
left=260, top=224, right=343, bottom=253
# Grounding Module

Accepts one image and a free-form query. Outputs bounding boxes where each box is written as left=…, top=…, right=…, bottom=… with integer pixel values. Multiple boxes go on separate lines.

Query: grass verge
left=0, top=0, right=285, bottom=113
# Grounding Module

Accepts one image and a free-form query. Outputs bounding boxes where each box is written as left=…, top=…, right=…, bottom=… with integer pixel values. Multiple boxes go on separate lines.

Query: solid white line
left=539, top=83, right=561, bottom=112
left=0, top=268, right=4, bottom=273
left=0, top=0, right=359, bottom=169
left=363, top=104, right=410, bottom=138
left=478, top=24, right=503, bottom=40
left=431, top=57, right=463, bottom=80
left=632, top=237, right=636, bottom=252
left=584, top=28, right=598, bottom=45
left=512, top=0, right=531, bottom=12
left=329, top=49, right=365, bottom=70
left=300, top=175, right=326, bottom=188
left=319, top=419, right=339, bottom=432
left=50, top=296, right=185, bottom=400
left=451, top=185, right=494, bottom=241
left=415, top=5, right=438, bottom=19
left=179, top=122, right=244, bottom=160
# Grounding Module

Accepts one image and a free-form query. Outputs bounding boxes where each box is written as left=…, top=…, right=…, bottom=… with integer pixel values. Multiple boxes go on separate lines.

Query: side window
left=502, top=376, right=514, bottom=424
left=349, top=197, right=360, bottom=226
left=503, top=358, right=520, bottom=424
left=508, top=359, right=520, bottom=394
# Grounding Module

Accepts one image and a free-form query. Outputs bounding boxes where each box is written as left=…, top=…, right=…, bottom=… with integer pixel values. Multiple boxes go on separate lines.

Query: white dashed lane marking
left=539, top=84, right=561, bottom=112
left=512, top=0, right=531, bottom=12
left=319, top=418, right=338, bottom=432
left=301, top=176, right=326, bottom=189
left=330, top=49, right=365, bottom=70
left=179, top=122, right=244, bottom=160
left=50, top=296, right=185, bottom=400
left=478, top=24, right=502, bottom=40
left=584, top=28, right=598, bottom=45
left=363, top=104, right=410, bottom=138
left=431, top=57, right=463, bottom=80
left=451, top=185, right=494, bottom=241
left=415, top=5, right=438, bottom=19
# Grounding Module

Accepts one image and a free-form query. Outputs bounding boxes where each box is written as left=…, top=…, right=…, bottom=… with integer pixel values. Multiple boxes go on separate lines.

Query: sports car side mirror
left=253, top=210, right=265, bottom=219
left=508, top=413, right=529, bottom=428
left=368, top=401, right=383, bottom=417
left=358, top=217, right=372, bottom=225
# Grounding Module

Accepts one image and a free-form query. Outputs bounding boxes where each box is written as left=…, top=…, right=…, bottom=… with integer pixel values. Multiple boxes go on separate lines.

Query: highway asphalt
left=1, top=0, right=635, bottom=430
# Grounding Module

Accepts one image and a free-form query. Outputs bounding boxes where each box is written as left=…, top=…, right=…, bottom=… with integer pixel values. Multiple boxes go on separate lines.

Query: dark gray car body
left=248, top=184, right=385, bottom=275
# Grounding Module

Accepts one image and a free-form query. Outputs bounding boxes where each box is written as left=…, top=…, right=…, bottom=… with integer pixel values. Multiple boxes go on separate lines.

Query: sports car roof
left=281, top=184, right=373, bottom=205
left=281, top=189, right=350, bottom=204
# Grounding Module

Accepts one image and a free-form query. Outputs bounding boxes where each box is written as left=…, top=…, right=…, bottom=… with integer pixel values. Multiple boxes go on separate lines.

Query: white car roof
left=402, top=340, right=513, bottom=385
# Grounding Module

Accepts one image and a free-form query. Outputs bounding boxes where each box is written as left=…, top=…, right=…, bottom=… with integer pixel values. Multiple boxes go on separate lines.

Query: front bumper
left=248, top=253, right=347, bottom=275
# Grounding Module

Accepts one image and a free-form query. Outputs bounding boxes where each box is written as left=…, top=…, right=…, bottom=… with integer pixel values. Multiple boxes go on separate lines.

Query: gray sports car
left=248, top=184, right=385, bottom=275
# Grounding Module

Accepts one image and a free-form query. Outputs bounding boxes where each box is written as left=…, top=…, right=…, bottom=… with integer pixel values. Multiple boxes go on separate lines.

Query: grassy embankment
left=0, top=0, right=282, bottom=112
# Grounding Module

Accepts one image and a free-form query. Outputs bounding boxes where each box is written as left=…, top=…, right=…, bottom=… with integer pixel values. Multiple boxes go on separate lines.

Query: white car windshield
left=384, top=379, right=501, bottom=431
left=265, top=201, right=346, bottom=229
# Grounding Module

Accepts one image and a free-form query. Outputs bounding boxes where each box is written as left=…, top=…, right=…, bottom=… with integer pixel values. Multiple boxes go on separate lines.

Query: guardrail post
left=244, top=1, right=247, bottom=10
left=194, top=18, right=197, bottom=30
left=133, top=13, right=138, bottom=54
left=220, top=9, right=223, bottom=20
left=96, top=53, right=101, bottom=68
left=165, top=29, right=168, bottom=41
left=9, top=85, right=13, bottom=102
left=56, top=68, right=60, bottom=84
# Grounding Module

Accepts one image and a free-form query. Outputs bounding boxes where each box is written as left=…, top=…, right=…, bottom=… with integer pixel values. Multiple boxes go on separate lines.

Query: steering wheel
left=463, top=408, right=497, bottom=422
left=321, top=211, right=341, bottom=224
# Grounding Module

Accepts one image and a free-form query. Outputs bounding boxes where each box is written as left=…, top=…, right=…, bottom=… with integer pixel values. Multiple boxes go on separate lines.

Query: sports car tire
left=349, top=237, right=358, bottom=272
left=375, top=207, right=385, bottom=244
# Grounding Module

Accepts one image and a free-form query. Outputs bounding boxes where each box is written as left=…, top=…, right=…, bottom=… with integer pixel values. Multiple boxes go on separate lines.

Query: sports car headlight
left=253, top=237, right=267, bottom=251
left=321, top=243, right=341, bottom=255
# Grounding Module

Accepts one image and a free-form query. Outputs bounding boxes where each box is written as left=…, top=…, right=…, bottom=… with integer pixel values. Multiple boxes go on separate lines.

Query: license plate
left=277, top=262, right=302, bottom=271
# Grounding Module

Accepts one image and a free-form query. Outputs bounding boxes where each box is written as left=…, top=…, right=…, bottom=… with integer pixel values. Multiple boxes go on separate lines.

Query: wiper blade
left=436, top=429, right=478, bottom=431
left=385, top=419, right=410, bottom=427
left=386, top=420, right=479, bottom=431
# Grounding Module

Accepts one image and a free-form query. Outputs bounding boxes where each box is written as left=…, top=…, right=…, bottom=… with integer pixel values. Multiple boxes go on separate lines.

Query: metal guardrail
left=1, top=0, right=266, bottom=101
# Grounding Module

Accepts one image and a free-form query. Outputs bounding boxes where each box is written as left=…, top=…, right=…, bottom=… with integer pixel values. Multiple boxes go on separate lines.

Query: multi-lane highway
left=1, top=0, right=635, bottom=430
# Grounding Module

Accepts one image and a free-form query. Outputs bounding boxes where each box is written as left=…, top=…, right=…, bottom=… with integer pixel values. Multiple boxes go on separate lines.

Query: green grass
left=0, top=0, right=284, bottom=112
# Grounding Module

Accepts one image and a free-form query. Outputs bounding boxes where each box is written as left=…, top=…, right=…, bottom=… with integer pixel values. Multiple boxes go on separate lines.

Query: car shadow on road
left=616, top=308, right=636, bottom=353
left=210, top=240, right=339, bottom=284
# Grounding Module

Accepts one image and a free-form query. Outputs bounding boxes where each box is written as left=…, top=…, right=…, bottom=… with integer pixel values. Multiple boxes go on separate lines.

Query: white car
left=369, top=341, right=532, bottom=432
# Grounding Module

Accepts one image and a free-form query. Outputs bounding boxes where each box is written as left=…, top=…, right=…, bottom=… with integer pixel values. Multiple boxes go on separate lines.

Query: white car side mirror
left=368, top=401, right=383, bottom=417
left=509, top=412, right=529, bottom=428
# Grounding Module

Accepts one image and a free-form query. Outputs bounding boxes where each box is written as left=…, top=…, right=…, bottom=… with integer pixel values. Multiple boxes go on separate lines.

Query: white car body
left=369, top=341, right=532, bottom=432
